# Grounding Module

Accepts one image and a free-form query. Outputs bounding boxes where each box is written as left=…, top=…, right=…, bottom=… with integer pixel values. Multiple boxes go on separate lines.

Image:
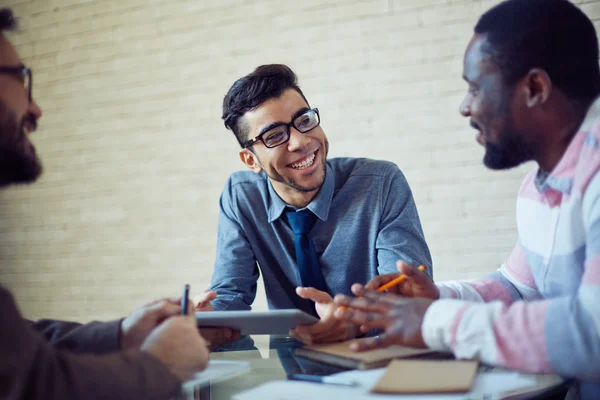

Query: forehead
left=463, top=34, right=498, bottom=80
left=0, top=34, right=22, bottom=67
left=243, top=88, right=309, bottom=133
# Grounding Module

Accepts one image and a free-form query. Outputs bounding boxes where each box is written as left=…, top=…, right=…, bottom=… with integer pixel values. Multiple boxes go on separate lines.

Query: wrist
left=117, top=318, right=126, bottom=350
left=421, top=299, right=466, bottom=351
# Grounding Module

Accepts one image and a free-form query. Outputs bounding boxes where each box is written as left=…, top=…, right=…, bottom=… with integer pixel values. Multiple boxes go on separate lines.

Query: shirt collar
left=267, top=163, right=335, bottom=223
left=534, top=168, right=573, bottom=194
left=534, top=96, right=600, bottom=194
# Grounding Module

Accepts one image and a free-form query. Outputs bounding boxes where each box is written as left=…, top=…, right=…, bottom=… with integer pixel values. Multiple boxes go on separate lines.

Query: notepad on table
left=294, top=337, right=436, bottom=370
left=372, top=359, right=479, bottom=394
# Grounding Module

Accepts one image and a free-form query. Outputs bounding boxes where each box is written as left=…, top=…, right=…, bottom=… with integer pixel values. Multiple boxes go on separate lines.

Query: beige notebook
left=294, top=338, right=436, bottom=369
left=372, top=359, right=479, bottom=394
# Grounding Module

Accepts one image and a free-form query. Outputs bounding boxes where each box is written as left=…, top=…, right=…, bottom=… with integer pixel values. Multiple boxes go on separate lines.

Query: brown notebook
left=294, top=338, right=436, bottom=370
left=372, top=359, right=479, bottom=394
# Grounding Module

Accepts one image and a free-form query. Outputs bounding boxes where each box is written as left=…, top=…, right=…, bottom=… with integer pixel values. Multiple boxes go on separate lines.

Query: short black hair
left=475, top=0, right=600, bottom=104
left=222, top=64, right=309, bottom=147
left=0, top=8, right=16, bottom=32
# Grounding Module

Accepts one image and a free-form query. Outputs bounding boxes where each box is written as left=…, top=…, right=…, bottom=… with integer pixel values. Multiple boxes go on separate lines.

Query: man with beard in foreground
left=0, top=8, right=211, bottom=400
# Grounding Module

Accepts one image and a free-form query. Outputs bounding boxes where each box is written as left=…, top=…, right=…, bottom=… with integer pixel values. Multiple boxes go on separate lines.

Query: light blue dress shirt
left=209, top=157, right=432, bottom=316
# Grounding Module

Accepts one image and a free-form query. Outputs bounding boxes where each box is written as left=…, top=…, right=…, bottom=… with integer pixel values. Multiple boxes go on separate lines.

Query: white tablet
left=195, top=309, right=319, bottom=335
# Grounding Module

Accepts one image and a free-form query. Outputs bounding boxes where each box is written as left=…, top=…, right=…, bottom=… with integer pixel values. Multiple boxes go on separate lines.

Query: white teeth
left=291, top=153, right=316, bottom=170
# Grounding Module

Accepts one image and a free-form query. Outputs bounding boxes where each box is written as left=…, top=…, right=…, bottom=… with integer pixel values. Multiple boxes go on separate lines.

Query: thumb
left=296, top=287, right=332, bottom=304
left=397, top=261, right=429, bottom=282
left=146, top=300, right=181, bottom=322
left=194, top=291, right=217, bottom=308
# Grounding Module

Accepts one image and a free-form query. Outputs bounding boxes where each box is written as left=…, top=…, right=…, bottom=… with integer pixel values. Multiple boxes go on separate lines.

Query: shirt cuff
left=422, top=299, right=468, bottom=352
left=87, top=318, right=123, bottom=352
left=437, top=284, right=457, bottom=299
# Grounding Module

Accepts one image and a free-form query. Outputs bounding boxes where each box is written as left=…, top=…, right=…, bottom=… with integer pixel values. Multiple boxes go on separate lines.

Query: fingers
left=397, top=261, right=430, bottom=282
left=141, top=297, right=172, bottom=309
left=188, top=300, right=196, bottom=315
left=293, top=316, right=333, bottom=337
left=145, top=299, right=183, bottom=321
left=295, top=287, right=333, bottom=304
left=198, top=327, right=237, bottom=342
left=333, top=307, right=388, bottom=330
left=364, top=273, right=401, bottom=291
left=194, top=291, right=217, bottom=311
left=349, top=334, right=393, bottom=352
left=290, top=311, right=337, bottom=344
left=333, top=292, right=390, bottom=313
left=350, top=283, right=367, bottom=297
left=290, top=320, right=351, bottom=344
left=289, top=329, right=312, bottom=345
left=310, top=321, right=356, bottom=343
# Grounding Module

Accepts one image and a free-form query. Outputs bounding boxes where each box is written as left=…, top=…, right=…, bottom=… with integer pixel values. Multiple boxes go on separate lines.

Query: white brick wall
left=0, top=0, right=598, bottom=322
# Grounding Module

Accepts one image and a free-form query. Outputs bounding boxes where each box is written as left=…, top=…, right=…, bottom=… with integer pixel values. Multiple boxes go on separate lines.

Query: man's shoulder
left=225, top=170, right=268, bottom=191
left=328, top=157, right=400, bottom=179
left=221, top=171, right=270, bottom=213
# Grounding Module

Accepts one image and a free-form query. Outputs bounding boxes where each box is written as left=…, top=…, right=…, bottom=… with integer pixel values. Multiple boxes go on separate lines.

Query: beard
left=0, top=101, right=42, bottom=187
left=479, top=86, right=534, bottom=170
left=483, top=132, right=534, bottom=170
left=261, top=137, right=329, bottom=193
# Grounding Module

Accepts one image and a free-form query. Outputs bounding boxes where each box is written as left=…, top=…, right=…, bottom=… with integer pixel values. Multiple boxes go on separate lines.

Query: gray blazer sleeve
left=28, top=318, right=122, bottom=354
left=376, top=164, right=433, bottom=277
left=1, top=285, right=181, bottom=400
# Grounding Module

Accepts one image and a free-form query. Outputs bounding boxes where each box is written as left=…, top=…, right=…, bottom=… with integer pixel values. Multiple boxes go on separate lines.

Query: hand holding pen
left=337, top=262, right=434, bottom=312
left=332, top=261, right=437, bottom=351
left=363, top=261, right=438, bottom=299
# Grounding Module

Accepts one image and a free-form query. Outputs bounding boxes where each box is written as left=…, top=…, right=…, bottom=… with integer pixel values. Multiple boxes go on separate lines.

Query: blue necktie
left=286, top=209, right=327, bottom=291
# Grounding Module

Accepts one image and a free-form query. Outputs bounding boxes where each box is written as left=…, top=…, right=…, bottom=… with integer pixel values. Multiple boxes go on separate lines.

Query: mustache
left=21, top=113, right=37, bottom=132
left=470, top=120, right=481, bottom=131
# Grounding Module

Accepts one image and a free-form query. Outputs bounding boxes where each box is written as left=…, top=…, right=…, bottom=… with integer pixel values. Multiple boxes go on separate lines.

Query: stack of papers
left=233, top=368, right=537, bottom=400
left=295, top=338, right=436, bottom=370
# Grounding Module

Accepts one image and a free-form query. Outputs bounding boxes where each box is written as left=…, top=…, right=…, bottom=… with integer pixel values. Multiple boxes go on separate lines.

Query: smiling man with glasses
left=199, top=64, right=433, bottom=344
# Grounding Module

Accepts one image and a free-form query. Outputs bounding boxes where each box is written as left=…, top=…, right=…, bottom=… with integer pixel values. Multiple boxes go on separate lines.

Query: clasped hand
left=332, top=261, right=439, bottom=351
left=289, top=287, right=358, bottom=345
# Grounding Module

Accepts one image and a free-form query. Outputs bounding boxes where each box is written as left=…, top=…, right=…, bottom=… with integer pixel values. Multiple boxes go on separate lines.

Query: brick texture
left=1, top=0, right=598, bottom=322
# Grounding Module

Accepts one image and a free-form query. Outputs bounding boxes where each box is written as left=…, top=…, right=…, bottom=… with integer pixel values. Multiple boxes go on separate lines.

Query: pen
left=339, top=265, right=427, bottom=311
left=289, top=374, right=358, bottom=387
left=182, top=284, right=190, bottom=315
left=376, top=265, right=427, bottom=292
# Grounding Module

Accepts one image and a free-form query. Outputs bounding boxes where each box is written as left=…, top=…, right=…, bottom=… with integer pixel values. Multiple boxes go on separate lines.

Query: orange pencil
left=375, top=265, right=427, bottom=292
left=338, top=265, right=427, bottom=311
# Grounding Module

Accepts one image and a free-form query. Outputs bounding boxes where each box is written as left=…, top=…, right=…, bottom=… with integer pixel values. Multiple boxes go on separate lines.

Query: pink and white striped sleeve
left=436, top=243, right=542, bottom=304
left=421, top=174, right=600, bottom=379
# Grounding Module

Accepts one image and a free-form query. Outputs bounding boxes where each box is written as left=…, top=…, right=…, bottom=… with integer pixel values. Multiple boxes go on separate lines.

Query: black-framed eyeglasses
left=243, top=108, right=320, bottom=149
left=0, top=65, right=32, bottom=102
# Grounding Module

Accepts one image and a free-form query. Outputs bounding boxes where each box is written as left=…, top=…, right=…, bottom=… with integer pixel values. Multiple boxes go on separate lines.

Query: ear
left=523, top=68, right=552, bottom=108
left=239, top=149, right=263, bottom=174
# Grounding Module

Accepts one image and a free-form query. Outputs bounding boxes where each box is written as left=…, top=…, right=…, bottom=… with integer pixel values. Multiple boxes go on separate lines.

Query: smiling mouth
left=289, top=151, right=317, bottom=170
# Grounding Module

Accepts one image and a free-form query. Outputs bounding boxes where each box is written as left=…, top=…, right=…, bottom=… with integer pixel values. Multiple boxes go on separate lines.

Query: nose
left=459, top=95, right=471, bottom=117
left=286, top=126, right=310, bottom=151
left=29, top=98, right=43, bottom=122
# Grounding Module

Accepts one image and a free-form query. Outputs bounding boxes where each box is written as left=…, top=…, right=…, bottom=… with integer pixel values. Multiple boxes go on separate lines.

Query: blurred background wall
left=1, top=0, right=599, bottom=322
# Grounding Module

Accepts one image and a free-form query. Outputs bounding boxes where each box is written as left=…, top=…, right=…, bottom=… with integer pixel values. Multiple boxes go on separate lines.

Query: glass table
left=176, top=335, right=568, bottom=400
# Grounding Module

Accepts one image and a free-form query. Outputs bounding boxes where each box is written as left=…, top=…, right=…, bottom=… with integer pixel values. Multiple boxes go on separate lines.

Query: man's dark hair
left=475, top=0, right=600, bottom=105
left=0, top=8, right=16, bottom=32
left=222, top=64, right=309, bottom=147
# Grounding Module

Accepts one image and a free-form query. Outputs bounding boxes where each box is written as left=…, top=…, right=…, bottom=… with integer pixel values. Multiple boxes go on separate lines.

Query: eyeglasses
left=0, top=65, right=32, bottom=102
left=243, top=108, right=320, bottom=149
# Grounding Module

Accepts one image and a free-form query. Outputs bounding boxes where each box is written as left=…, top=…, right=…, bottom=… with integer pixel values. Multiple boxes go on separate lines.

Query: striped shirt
left=422, top=98, right=600, bottom=399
